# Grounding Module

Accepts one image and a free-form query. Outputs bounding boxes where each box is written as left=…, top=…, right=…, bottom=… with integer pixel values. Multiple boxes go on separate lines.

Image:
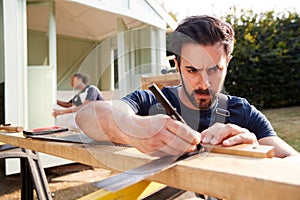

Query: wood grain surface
left=0, top=132, right=299, bottom=199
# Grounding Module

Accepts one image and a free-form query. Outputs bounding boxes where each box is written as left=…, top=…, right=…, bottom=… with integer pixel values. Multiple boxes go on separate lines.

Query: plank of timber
left=0, top=132, right=299, bottom=200
left=203, top=143, right=274, bottom=158
left=0, top=132, right=155, bottom=171
left=140, top=73, right=180, bottom=90
left=151, top=153, right=300, bottom=200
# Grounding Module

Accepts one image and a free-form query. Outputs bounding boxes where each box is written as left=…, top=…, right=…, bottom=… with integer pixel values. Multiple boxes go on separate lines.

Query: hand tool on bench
left=0, top=124, right=24, bottom=132
left=94, top=83, right=274, bottom=192
left=23, top=126, right=68, bottom=136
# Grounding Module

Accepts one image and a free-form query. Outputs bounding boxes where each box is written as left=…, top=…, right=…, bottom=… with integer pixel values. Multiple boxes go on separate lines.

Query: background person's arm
left=57, top=99, right=73, bottom=108
left=52, top=100, right=91, bottom=117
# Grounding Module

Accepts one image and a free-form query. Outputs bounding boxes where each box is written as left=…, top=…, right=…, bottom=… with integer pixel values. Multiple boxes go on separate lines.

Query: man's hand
left=75, top=101, right=201, bottom=157
left=201, top=123, right=258, bottom=146
left=116, top=114, right=201, bottom=157
left=52, top=109, right=64, bottom=117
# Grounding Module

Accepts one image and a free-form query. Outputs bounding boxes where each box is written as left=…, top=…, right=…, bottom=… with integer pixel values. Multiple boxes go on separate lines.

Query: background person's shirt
left=69, top=85, right=104, bottom=106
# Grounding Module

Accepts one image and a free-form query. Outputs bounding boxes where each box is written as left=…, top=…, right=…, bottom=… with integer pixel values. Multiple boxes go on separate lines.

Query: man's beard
left=181, top=78, right=217, bottom=110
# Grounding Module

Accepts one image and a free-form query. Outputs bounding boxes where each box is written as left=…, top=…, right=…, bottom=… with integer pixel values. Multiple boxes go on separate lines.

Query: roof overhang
left=27, top=0, right=178, bottom=41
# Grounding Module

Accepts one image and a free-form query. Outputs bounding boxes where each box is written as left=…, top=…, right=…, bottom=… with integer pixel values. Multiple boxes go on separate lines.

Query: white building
left=0, top=0, right=177, bottom=173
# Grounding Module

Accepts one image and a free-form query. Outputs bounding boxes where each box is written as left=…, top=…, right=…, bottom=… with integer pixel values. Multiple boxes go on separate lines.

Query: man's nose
left=197, top=71, right=210, bottom=89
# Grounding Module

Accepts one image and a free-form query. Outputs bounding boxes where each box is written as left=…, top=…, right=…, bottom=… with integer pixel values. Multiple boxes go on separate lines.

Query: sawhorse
left=0, top=144, right=52, bottom=200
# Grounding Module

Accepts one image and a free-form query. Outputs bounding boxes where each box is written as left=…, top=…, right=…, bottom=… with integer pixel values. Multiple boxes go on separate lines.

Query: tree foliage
left=223, top=10, right=300, bottom=108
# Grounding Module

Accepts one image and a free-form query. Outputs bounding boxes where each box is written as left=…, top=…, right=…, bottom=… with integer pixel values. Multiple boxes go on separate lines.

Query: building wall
left=28, top=26, right=168, bottom=97
left=27, top=30, right=97, bottom=90
left=0, top=0, right=4, bottom=125
left=2, top=0, right=27, bottom=127
left=2, top=0, right=170, bottom=174
left=57, top=36, right=97, bottom=89
left=78, top=27, right=168, bottom=97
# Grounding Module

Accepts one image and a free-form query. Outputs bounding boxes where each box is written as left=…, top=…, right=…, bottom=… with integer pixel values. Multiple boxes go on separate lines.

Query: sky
left=160, top=0, right=300, bottom=21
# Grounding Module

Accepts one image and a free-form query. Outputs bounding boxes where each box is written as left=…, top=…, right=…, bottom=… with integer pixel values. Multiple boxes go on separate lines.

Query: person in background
left=52, top=73, right=104, bottom=117
left=75, top=15, right=299, bottom=159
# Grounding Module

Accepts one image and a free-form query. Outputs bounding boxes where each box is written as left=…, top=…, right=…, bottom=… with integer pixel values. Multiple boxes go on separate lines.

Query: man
left=52, top=73, right=104, bottom=117
left=75, top=15, right=299, bottom=158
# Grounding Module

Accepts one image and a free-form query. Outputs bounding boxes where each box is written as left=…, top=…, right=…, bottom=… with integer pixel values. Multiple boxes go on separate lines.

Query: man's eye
left=208, top=65, right=219, bottom=73
left=187, top=68, right=198, bottom=73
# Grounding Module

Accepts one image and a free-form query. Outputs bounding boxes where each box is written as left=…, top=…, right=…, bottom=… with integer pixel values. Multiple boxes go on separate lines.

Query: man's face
left=176, top=42, right=229, bottom=110
left=71, top=76, right=80, bottom=89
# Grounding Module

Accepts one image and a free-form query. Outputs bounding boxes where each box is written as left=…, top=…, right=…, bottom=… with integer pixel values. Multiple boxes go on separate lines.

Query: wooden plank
left=151, top=153, right=300, bottom=199
left=203, top=143, right=274, bottom=158
left=0, top=132, right=154, bottom=171
left=0, top=132, right=299, bottom=199
left=140, top=73, right=180, bottom=90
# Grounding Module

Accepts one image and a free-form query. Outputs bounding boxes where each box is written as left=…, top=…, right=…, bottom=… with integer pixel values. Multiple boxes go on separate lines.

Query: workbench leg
left=23, top=149, right=53, bottom=200
left=21, top=157, right=34, bottom=200
left=0, top=147, right=52, bottom=200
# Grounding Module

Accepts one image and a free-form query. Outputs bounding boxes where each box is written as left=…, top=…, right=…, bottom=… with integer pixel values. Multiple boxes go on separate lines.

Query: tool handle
left=148, top=83, right=186, bottom=123
left=0, top=126, right=24, bottom=132
left=23, top=126, right=68, bottom=136
left=149, top=83, right=203, bottom=150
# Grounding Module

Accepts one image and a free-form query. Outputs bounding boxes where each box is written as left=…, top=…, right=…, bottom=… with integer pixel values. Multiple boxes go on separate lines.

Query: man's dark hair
left=170, top=15, right=235, bottom=65
left=74, top=73, right=89, bottom=84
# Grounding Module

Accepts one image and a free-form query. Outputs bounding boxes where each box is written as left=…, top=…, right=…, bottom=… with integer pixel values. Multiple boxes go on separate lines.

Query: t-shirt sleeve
left=121, top=90, right=157, bottom=116
left=69, top=94, right=81, bottom=106
left=228, top=96, right=277, bottom=140
left=86, top=86, right=103, bottom=101
left=68, top=96, right=75, bottom=103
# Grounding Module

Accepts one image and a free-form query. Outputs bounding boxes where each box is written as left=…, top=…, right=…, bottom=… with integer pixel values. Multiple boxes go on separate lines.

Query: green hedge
left=223, top=10, right=300, bottom=108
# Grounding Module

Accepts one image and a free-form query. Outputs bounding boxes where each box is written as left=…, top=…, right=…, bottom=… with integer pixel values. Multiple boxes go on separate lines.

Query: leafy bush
left=223, top=10, right=300, bottom=108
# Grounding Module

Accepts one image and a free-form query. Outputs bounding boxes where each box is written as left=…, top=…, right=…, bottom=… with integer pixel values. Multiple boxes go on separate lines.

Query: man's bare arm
left=75, top=100, right=201, bottom=156
left=259, top=136, right=299, bottom=158
left=75, top=100, right=132, bottom=143
left=53, top=100, right=93, bottom=117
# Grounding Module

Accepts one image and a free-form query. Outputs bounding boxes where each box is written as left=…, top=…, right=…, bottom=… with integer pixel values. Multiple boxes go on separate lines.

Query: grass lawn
left=261, top=106, right=300, bottom=152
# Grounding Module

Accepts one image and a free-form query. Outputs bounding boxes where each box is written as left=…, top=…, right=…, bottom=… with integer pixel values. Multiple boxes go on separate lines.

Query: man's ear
left=226, top=55, right=233, bottom=68
left=228, top=55, right=233, bottom=63
left=173, top=58, right=180, bottom=72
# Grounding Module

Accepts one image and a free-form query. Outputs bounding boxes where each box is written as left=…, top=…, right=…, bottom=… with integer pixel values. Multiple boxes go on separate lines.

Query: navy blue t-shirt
left=121, top=86, right=276, bottom=140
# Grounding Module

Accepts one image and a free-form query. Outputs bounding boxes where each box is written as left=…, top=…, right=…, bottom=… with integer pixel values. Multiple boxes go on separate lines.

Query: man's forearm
left=75, top=100, right=202, bottom=156
left=75, top=100, right=130, bottom=144
left=57, top=100, right=72, bottom=108
left=258, top=136, right=299, bottom=158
